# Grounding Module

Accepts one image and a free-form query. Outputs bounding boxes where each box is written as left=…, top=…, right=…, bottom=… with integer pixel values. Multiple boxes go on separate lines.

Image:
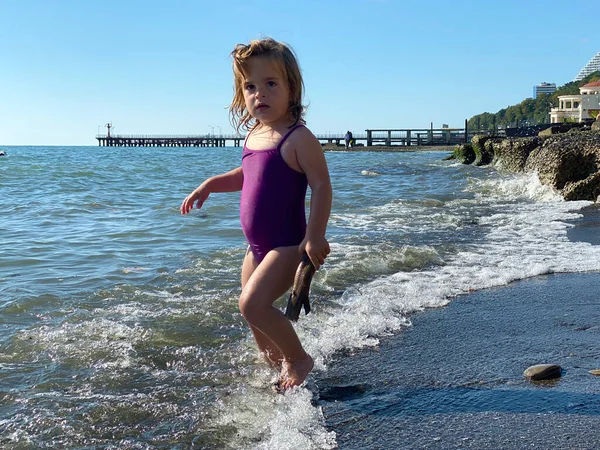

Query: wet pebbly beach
left=314, top=206, right=600, bottom=449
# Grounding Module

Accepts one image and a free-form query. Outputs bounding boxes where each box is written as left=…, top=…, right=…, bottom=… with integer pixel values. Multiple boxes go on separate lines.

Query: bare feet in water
left=279, top=353, right=314, bottom=390
left=261, top=351, right=282, bottom=369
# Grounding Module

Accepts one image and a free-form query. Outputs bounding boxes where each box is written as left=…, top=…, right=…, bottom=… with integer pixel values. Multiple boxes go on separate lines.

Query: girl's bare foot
left=279, top=353, right=314, bottom=390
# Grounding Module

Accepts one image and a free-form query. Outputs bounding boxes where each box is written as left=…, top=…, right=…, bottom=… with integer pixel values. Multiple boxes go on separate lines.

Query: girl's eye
left=267, top=81, right=276, bottom=87
left=245, top=84, right=255, bottom=91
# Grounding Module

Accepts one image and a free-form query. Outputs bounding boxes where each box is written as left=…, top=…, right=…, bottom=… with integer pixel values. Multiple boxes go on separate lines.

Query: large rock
left=491, top=136, right=542, bottom=172
left=453, top=143, right=475, bottom=164
left=563, top=171, right=600, bottom=201
left=471, top=135, right=494, bottom=166
left=524, top=364, right=562, bottom=381
left=483, top=138, right=502, bottom=166
left=524, top=134, right=600, bottom=190
left=455, top=128, right=600, bottom=202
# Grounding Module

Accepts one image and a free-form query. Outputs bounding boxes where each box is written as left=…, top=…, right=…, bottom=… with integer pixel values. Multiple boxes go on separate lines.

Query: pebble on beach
left=524, top=364, right=562, bottom=381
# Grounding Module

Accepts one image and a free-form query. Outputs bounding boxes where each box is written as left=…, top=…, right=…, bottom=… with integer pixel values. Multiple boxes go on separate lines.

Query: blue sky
left=1, top=0, right=598, bottom=145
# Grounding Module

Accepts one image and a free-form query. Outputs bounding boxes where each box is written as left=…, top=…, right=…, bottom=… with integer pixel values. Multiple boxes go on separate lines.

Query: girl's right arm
left=180, top=166, right=243, bottom=214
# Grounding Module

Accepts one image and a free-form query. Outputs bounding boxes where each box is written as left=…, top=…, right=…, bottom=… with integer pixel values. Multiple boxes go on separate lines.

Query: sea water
left=1, top=146, right=599, bottom=449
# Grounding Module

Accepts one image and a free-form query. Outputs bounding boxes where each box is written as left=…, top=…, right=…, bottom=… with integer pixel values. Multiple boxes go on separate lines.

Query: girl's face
left=242, top=56, right=290, bottom=128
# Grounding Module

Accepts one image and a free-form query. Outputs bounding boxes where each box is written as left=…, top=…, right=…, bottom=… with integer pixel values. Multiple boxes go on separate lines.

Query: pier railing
left=316, top=129, right=474, bottom=147
left=95, top=134, right=243, bottom=147
left=95, top=128, right=478, bottom=147
left=94, top=134, right=243, bottom=139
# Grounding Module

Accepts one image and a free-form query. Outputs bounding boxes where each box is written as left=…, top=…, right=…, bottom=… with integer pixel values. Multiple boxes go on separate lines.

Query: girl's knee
left=238, top=293, right=261, bottom=323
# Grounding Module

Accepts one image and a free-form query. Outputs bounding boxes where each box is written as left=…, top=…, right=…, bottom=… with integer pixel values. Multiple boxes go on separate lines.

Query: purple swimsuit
left=240, top=125, right=308, bottom=262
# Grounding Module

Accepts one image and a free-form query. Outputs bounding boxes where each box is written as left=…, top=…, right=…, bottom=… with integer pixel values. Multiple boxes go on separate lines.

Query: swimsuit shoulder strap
left=243, top=128, right=253, bottom=149
left=276, top=124, right=305, bottom=151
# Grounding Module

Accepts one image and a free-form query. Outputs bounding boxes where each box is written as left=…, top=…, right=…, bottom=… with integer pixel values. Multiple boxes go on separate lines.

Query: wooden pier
left=95, top=134, right=243, bottom=147
left=319, top=128, right=471, bottom=147
left=95, top=127, right=473, bottom=148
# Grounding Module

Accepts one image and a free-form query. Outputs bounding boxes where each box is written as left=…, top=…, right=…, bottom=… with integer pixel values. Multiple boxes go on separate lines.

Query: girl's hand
left=180, top=168, right=243, bottom=215
left=300, top=235, right=330, bottom=270
left=180, top=187, right=209, bottom=214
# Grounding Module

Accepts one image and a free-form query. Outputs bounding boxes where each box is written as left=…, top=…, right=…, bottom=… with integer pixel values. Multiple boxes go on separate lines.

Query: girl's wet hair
left=229, top=38, right=305, bottom=132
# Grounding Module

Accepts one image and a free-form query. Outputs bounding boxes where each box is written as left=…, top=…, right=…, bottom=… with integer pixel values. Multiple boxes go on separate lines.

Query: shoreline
left=315, top=205, right=600, bottom=448
left=322, top=144, right=454, bottom=153
left=315, top=270, right=600, bottom=448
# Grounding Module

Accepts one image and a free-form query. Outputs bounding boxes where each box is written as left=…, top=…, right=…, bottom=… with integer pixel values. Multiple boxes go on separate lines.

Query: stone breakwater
left=452, top=121, right=600, bottom=202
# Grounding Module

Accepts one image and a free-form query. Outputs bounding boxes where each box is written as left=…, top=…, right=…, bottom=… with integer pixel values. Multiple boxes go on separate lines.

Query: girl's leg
left=239, top=246, right=314, bottom=388
left=241, top=248, right=283, bottom=367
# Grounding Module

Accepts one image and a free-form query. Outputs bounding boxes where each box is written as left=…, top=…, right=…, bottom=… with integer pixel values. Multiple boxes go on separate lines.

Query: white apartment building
left=574, top=52, right=600, bottom=81
left=549, top=81, right=600, bottom=123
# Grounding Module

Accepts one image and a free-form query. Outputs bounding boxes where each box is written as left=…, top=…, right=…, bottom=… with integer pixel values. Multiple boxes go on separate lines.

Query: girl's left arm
left=296, top=132, right=332, bottom=269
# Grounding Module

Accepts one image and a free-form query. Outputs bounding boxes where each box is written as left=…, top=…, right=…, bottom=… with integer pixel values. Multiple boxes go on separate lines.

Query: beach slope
left=316, top=271, right=600, bottom=449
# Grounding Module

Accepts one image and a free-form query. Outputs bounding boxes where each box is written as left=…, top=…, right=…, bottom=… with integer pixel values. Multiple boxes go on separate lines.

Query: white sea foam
left=213, top=382, right=337, bottom=450
left=302, top=171, right=600, bottom=361
left=331, top=201, right=461, bottom=233
left=361, top=169, right=380, bottom=176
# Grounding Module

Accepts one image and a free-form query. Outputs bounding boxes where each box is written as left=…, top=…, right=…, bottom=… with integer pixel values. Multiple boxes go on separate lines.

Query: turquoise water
left=1, top=146, right=600, bottom=449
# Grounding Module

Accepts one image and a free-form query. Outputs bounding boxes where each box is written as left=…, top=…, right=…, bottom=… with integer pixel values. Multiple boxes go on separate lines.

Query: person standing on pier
left=180, top=38, right=332, bottom=390
left=344, top=130, right=353, bottom=149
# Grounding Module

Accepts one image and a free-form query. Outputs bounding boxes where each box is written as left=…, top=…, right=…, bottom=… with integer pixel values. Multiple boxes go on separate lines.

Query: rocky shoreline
left=452, top=120, right=600, bottom=202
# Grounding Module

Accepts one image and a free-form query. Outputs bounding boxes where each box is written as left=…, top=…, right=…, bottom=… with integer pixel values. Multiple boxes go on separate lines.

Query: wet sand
left=316, top=273, right=600, bottom=449
left=315, top=206, right=600, bottom=449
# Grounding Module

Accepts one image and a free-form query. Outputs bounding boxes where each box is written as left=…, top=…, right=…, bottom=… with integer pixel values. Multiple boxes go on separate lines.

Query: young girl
left=180, top=38, right=332, bottom=390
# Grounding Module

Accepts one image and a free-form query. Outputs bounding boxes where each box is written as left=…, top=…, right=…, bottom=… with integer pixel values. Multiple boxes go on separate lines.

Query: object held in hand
left=285, top=253, right=316, bottom=321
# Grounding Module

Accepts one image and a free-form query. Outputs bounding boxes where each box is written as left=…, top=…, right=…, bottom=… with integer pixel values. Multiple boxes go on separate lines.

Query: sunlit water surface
left=1, top=146, right=599, bottom=449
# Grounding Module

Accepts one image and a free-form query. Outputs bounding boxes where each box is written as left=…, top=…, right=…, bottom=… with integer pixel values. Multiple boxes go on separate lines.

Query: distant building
left=549, top=81, right=600, bottom=123
left=574, top=52, right=600, bottom=81
left=533, top=82, right=556, bottom=99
